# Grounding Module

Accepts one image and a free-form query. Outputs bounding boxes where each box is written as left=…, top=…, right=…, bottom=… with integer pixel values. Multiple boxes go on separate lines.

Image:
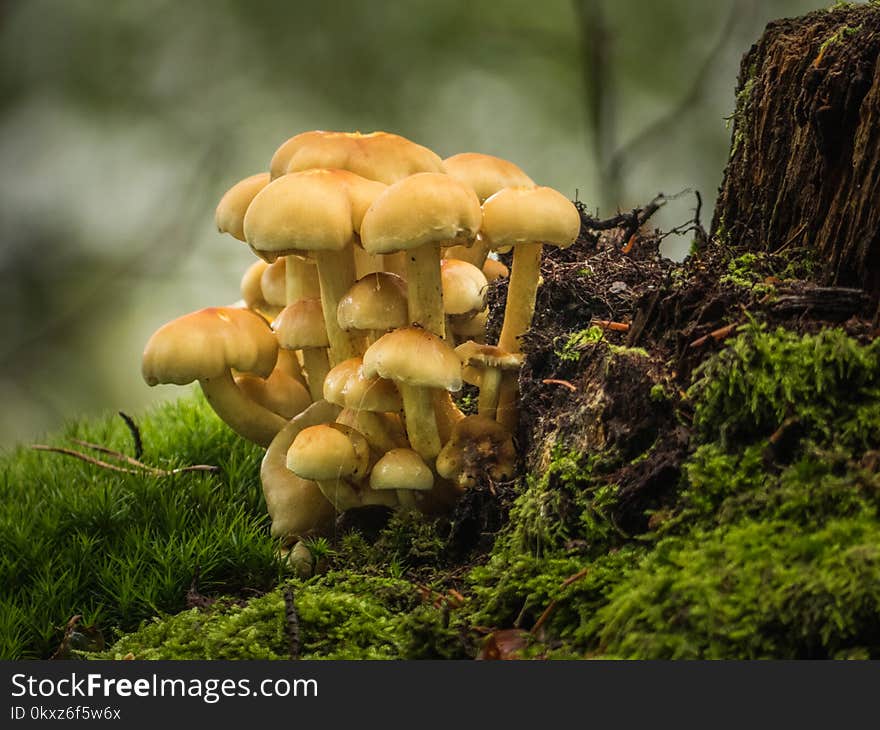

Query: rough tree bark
left=712, top=4, right=880, bottom=301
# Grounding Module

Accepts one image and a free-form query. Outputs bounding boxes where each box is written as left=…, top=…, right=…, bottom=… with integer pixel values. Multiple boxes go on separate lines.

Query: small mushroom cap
left=449, top=308, right=488, bottom=341
left=363, top=326, right=462, bottom=391
left=235, top=368, right=312, bottom=420
left=481, top=186, right=581, bottom=250
left=442, top=152, right=534, bottom=203
left=481, top=257, right=509, bottom=282
left=243, top=169, right=384, bottom=261
left=323, top=357, right=402, bottom=412
left=360, top=173, right=481, bottom=255
left=216, top=173, right=271, bottom=241
left=440, top=259, right=488, bottom=318
left=337, top=272, right=408, bottom=332
left=142, top=307, right=278, bottom=386
left=370, top=448, right=433, bottom=491
left=272, top=299, right=329, bottom=350
left=261, top=258, right=287, bottom=307
left=287, top=423, right=370, bottom=481
left=455, top=341, right=523, bottom=371
left=240, top=260, right=271, bottom=311
left=435, top=415, right=516, bottom=488
left=270, top=130, right=444, bottom=184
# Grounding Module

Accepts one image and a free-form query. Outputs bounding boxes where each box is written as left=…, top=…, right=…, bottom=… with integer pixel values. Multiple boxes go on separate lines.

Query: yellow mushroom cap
left=240, top=260, right=270, bottom=311
left=363, top=326, right=462, bottom=391
left=272, top=299, right=329, bottom=350
left=449, top=308, right=488, bottom=341
left=337, top=272, right=408, bottom=332
left=435, top=415, right=517, bottom=488
left=370, top=448, right=433, bottom=491
left=480, top=186, right=581, bottom=250
left=142, top=307, right=277, bottom=386
left=270, top=130, right=444, bottom=184
left=440, top=259, right=488, bottom=318
left=287, top=423, right=370, bottom=481
left=323, top=357, right=402, bottom=413
left=215, top=172, right=271, bottom=241
left=442, top=152, right=534, bottom=203
left=260, top=258, right=287, bottom=308
left=360, top=173, right=481, bottom=255
left=243, top=169, right=384, bottom=262
left=455, top=341, right=523, bottom=371
left=481, top=257, right=509, bottom=282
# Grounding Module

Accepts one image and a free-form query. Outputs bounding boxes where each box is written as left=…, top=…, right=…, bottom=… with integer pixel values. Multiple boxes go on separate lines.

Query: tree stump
left=712, top=4, right=880, bottom=301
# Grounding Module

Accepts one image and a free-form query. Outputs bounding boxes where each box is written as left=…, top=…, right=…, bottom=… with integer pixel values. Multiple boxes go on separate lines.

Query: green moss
left=554, top=326, right=604, bottom=362
left=591, top=516, right=880, bottom=659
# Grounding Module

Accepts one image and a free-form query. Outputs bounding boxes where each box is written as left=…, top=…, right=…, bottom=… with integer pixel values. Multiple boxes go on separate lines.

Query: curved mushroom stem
left=477, top=367, right=502, bottom=419
left=285, top=256, right=320, bottom=302
left=275, top=349, right=307, bottom=389
left=398, top=383, right=442, bottom=461
left=314, top=248, right=360, bottom=364
left=432, top=390, right=465, bottom=445
left=406, top=245, right=445, bottom=338
left=261, top=400, right=340, bottom=542
left=301, top=347, right=330, bottom=402
left=497, top=241, right=543, bottom=353
left=198, top=370, right=288, bottom=447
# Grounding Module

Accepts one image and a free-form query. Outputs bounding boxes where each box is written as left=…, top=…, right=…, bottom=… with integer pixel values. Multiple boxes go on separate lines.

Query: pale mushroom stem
left=497, top=241, right=542, bottom=353
left=353, top=246, right=383, bottom=278
left=301, top=348, right=330, bottom=402
left=406, top=245, right=445, bottom=338
left=285, top=256, right=320, bottom=302
left=477, top=368, right=503, bottom=420
left=398, top=383, right=442, bottom=461
left=314, top=248, right=360, bottom=364
left=198, top=369, right=287, bottom=448
left=495, top=372, right=520, bottom=432
left=383, top=252, right=407, bottom=278
left=275, top=349, right=307, bottom=389
left=433, top=390, right=465, bottom=445
left=315, top=478, right=362, bottom=512
left=344, top=410, right=405, bottom=453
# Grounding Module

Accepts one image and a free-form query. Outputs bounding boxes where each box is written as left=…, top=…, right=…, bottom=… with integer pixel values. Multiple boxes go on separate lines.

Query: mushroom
left=361, top=172, right=482, bottom=339
left=441, top=152, right=535, bottom=267
left=234, top=365, right=311, bottom=421
left=323, top=356, right=405, bottom=453
left=287, top=423, right=396, bottom=511
left=240, top=260, right=281, bottom=321
left=362, top=326, right=462, bottom=461
left=454, top=341, right=523, bottom=420
left=481, top=257, right=509, bottom=282
left=481, top=186, right=580, bottom=428
left=269, top=130, right=444, bottom=184
left=243, top=168, right=386, bottom=364
left=435, top=415, right=517, bottom=489
left=337, top=272, right=408, bottom=344
left=260, top=258, right=288, bottom=311
left=440, top=258, right=489, bottom=343
left=261, top=400, right=340, bottom=544
left=273, top=298, right=331, bottom=403
left=142, top=306, right=285, bottom=447
left=215, top=173, right=271, bottom=242
left=370, top=448, right=434, bottom=512
left=449, top=308, right=489, bottom=344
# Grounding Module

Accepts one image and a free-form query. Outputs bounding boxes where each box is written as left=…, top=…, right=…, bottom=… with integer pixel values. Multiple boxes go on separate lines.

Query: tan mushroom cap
left=449, top=308, right=488, bottom=341
left=370, top=448, right=433, bottom=491
left=272, top=299, right=328, bottom=350
left=442, top=152, right=534, bottom=203
left=324, top=357, right=402, bottom=413
left=337, top=272, right=408, bottom=332
left=480, top=186, right=581, bottom=250
left=481, top=257, right=509, bottom=282
left=269, top=130, right=444, bottom=184
left=261, top=258, right=287, bottom=308
left=216, top=173, right=271, bottom=241
left=441, top=259, right=488, bottom=318
left=287, top=423, right=370, bottom=482
left=243, top=169, right=385, bottom=262
left=435, top=415, right=517, bottom=488
left=240, top=260, right=274, bottom=313
left=363, top=327, right=462, bottom=391
left=360, top=173, right=481, bottom=255
left=142, top=307, right=277, bottom=386
left=455, top=341, right=524, bottom=371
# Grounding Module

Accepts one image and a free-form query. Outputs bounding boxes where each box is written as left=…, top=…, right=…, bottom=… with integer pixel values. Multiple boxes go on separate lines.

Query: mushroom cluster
left=141, top=130, right=580, bottom=547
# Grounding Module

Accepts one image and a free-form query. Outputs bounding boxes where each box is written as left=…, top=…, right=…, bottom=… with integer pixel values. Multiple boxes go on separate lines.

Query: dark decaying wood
left=712, top=4, right=880, bottom=301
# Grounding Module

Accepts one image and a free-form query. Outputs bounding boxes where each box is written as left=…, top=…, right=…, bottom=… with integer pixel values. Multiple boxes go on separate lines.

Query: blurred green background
left=0, top=0, right=838, bottom=446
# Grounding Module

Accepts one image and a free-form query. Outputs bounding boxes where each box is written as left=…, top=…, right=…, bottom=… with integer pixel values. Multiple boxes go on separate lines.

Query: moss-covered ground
left=78, top=323, right=880, bottom=660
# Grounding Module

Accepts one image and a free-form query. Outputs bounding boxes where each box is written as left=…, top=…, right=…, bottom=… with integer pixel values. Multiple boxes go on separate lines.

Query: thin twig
left=70, top=439, right=156, bottom=471
left=531, top=567, right=591, bottom=636
left=31, top=444, right=219, bottom=476
left=542, top=379, right=577, bottom=392
left=118, top=411, right=143, bottom=459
